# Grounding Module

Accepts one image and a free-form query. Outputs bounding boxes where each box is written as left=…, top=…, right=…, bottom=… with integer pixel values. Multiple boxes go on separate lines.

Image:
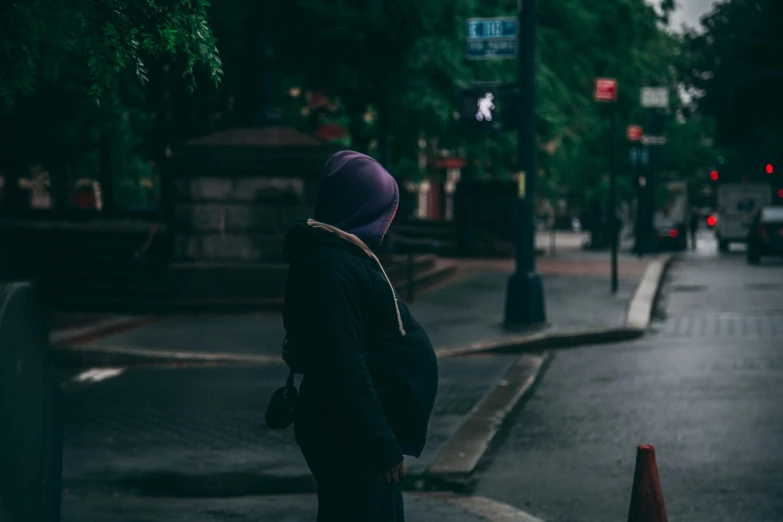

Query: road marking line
left=51, top=316, right=168, bottom=346
left=73, top=368, right=125, bottom=383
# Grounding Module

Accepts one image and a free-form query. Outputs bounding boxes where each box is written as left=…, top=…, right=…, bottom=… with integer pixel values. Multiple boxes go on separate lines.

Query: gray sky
left=650, top=0, right=719, bottom=32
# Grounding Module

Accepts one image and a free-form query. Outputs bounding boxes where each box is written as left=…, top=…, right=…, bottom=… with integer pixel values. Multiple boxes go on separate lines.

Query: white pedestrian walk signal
left=476, top=93, right=495, bottom=122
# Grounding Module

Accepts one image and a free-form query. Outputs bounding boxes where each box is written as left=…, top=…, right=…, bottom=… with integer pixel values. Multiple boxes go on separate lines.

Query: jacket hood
left=283, top=218, right=371, bottom=263
left=313, top=150, right=399, bottom=252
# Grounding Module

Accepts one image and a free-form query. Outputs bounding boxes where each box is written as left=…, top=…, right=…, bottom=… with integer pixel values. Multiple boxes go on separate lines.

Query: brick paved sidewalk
left=61, top=490, right=543, bottom=522
left=62, top=356, right=520, bottom=494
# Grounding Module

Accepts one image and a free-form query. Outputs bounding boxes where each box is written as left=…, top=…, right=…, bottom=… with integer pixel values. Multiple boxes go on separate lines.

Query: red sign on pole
left=594, top=78, right=617, bottom=102
left=627, top=125, right=643, bottom=141
left=434, top=157, right=467, bottom=169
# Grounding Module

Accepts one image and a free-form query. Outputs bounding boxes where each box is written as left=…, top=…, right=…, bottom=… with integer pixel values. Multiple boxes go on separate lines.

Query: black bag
left=265, top=369, right=298, bottom=429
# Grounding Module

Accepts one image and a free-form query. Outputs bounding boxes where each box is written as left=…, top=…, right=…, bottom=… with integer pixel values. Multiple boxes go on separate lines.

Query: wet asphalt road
left=472, top=235, right=783, bottom=522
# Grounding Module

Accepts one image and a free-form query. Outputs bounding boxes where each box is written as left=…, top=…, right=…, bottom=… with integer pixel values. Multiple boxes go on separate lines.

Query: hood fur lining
left=307, top=219, right=406, bottom=336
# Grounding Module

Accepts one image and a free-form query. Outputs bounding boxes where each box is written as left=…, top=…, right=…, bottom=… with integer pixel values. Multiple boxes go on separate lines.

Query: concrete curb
left=61, top=489, right=544, bottom=522
left=426, top=354, right=549, bottom=477
left=53, top=344, right=281, bottom=368
left=50, top=316, right=169, bottom=346
left=422, top=493, right=546, bottom=522
left=52, top=255, right=673, bottom=369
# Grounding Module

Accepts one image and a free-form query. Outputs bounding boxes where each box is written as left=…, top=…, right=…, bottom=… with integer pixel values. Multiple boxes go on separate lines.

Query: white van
left=716, top=183, right=772, bottom=252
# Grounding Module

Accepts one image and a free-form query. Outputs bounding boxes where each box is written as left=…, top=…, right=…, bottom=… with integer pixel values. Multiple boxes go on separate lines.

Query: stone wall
left=172, top=176, right=314, bottom=263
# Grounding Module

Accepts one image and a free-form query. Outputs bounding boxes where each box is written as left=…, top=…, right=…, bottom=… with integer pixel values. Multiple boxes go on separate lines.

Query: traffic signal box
left=711, top=162, right=779, bottom=184
left=710, top=160, right=783, bottom=200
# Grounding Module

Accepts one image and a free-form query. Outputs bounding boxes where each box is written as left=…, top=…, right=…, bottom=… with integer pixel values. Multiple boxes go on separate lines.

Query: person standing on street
left=281, top=151, right=439, bottom=522
left=689, top=207, right=700, bottom=251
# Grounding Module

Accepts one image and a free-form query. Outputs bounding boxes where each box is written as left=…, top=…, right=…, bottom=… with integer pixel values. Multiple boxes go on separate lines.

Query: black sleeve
left=306, top=261, right=403, bottom=472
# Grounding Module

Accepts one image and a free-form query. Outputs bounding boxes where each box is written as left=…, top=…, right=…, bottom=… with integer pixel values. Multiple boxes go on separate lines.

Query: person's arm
left=306, top=261, right=404, bottom=473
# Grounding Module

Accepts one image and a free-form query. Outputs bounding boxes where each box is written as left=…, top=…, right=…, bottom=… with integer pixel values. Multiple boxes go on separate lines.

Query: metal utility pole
left=378, top=102, right=391, bottom=167
left=643, top=109, right=662, bottom=255
left=504, top=0, right=546, bottom=326
left=255, top=0, right=281, bottom=126
left=610, top=105, right=619, bottom=293
left=634, top=151, right=645, bottom=257
left=639, top=84, right=669, bottom=255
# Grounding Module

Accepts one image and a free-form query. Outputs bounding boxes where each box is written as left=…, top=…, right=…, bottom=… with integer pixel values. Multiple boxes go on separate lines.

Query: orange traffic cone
left=627, top=444, right=668, bottom=522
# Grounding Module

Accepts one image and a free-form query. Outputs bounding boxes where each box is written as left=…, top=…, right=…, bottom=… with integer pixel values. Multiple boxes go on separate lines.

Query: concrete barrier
left=0, top=281, right=63, bottom=522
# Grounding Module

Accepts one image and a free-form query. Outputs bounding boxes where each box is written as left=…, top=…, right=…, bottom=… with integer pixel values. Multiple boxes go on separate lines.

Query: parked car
left=654, top=179, right=688, bottom=251
left=746, top=206, right=783, bottom=264
left=717, top=183, right=772, bottom=252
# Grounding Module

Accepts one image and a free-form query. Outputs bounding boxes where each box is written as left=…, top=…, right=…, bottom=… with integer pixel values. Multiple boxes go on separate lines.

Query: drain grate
left=656, top=314, right=783, bottom=339
left=670, top=284, right=708, bottom=293
left=745, top=283, right=783, bottom=291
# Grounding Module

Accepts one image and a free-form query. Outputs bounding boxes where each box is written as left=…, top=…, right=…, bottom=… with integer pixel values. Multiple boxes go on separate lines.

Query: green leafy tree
left=684, top=0, right=783, bottom=168
left=275, top=0, right=472, bottom=168
left=0, top=0, right=226, bottom=211
left=0, top=0, right=223, bottom=110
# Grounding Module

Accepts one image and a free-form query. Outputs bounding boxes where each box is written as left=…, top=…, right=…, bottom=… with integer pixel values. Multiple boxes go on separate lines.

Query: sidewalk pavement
left=53, top=253, right=650, bottom=363
left=61, top=490, right=545, bottom=522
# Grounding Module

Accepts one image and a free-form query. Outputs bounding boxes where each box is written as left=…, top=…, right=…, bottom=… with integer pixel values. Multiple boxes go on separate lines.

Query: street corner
left=431, top=256, right=661, bottom=359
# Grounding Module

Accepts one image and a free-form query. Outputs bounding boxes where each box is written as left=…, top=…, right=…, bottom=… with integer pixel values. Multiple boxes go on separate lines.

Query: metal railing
left=383, top=231, right=440, bottom=302
left=134, top=222, right=162, bottom=314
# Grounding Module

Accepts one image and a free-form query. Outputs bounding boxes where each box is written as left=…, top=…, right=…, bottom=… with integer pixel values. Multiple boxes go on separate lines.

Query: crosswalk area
left=653, top=313, right=783, bottom=340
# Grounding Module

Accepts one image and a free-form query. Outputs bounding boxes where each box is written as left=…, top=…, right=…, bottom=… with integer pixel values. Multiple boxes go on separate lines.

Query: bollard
left=0, top=281, right=63, bottom=522
left=406, top=251, right=415, bottom=302
left=135, top=221, right=160, bottom=315
left=138, top=251, right=149, bottom=314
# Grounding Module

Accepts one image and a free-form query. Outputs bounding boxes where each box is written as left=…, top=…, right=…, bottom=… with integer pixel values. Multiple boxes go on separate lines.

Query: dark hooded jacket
left=282, top=152, right=438, bottom=472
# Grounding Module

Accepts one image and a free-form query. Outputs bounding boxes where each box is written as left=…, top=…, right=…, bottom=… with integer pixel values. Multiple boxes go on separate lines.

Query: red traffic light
left=707, top=215, right=716, bottom=227
left=766, top=164, right=774, bottom=174
left=710, top=170, right=719, bottom=181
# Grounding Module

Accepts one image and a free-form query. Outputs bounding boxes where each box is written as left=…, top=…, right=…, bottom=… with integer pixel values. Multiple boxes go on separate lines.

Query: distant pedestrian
left=281, top=151, right=439, bottom=522
left=689, top=208, right=700, bottom=251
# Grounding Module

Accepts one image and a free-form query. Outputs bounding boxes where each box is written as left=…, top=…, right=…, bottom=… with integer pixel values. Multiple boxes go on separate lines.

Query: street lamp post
left=504, top=0, right=546, bottom=326
left=610, top=105, right=619, bottom=294
left=255, top=0, right=281, bottom=126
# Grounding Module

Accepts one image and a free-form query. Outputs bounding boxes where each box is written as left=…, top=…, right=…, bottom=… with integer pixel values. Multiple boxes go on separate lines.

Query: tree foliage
left=0, top=0, right=223, bottom=111
left=684, top=0, right=783, bottom=167
left=0, top=0, right=724, bottom=215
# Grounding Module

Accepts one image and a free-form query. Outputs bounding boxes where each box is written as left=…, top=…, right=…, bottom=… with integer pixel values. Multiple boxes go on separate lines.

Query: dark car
left=747, top=206, right=783, bottom=264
